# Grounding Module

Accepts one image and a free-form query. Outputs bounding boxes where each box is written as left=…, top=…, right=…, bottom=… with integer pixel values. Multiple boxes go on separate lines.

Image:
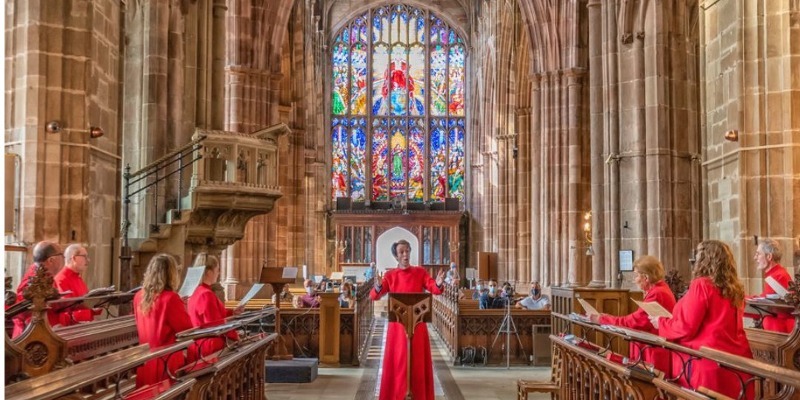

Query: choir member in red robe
left=590, top=255, right=676, bottom=375
left=133, top=253, right=194, bottom=387
left=751, top=238, right=794, bottom=333
left=54, top=244, right=101, bottom=325
left=12, top=241, right=64, bottom=338
left=369, top=239, right=446, bottom=400
left=188, top=253, right=242, bottom=358
left=651, top=240, right=754, bottom=399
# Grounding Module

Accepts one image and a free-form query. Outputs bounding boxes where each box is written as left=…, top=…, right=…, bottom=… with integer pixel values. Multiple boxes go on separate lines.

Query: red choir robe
left=12, top=264, right=61, bottom=338
left=658, top=277, right=754, bottom=399
left=758, top=264, right=793, bottom=333
left=53, top=267, right=100, bottom=325
left=133, top=290, right=194, bottom=387
left=187, top=283, right=238, bottom=358
left=370, top=266, right=443, bottom=400
left=598, top=280, right=676, bottom=375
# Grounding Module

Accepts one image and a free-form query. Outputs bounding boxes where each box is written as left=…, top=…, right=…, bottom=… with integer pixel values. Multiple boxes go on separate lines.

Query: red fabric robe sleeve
left=12, top=264, right=61, bottom=337
left=134, top=290, right=194, bottom=387
left=599, top=281, right=675, bottom=333
left=54, top=268, right=97, bottom=325
left=758, top=264, right=794, bottom=332
left=658, top=278, right=707, bottom=341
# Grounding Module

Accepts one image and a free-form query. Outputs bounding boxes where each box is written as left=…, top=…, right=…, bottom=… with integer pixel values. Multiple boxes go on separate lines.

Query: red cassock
left=658, top=277, right=754, bottom=399
left=12, top=264, right=61, bottom=338
left=759, top=264, right=793, bottom=333
left=133, top=290, right=194, bottom=387
left=187, top=283, right=238, bottom=358
left=370, top=267, right=443, bottom=400
left=54, top=267, right=100, bottom=325
left=598, top=280, right=676, bottom=375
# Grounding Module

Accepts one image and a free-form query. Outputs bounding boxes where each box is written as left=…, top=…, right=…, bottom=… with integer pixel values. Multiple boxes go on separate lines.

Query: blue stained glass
left=332, top=5, right=466, bottom=203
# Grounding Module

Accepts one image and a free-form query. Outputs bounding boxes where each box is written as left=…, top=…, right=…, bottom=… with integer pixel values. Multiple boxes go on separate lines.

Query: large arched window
left=331, top=4, right=466, bottom=204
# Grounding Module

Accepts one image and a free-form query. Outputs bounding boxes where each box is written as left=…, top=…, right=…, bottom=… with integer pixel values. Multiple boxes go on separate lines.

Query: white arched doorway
left=375, top=227, right=419, bottom=272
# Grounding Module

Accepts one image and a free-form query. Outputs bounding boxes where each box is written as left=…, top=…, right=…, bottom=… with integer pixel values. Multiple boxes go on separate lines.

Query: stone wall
left=701, top=0, right=800, bottom=292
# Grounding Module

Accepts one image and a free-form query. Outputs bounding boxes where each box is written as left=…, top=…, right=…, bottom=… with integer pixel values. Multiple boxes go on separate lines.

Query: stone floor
left=267, top=317, right=553, bottom=399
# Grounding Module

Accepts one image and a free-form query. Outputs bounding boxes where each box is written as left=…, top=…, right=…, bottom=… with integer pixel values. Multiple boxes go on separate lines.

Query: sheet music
left=765, top=276, right=788, bottom=297
left=633, top=299, right=673, bottom=318
left=577, top=297, right=600, bottom=316
left=237, top=283, right=264, bottom=308
left=282, top=267, right=298, bottom=280
left=178, top=266, right=206, bottom=298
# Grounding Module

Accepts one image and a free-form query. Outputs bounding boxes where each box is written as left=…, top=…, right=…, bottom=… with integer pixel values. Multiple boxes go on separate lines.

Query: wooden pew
left=54, top=315, right=139, bottom=364
left=432, top=285, right=551, bottom=365
left=5, top=341, right=192, bottom=400
left=517, top=312, right=800, bottom=400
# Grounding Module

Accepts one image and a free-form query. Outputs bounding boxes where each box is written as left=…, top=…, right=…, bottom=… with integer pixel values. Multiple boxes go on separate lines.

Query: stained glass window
left=332, top=4, right=466, bottom=203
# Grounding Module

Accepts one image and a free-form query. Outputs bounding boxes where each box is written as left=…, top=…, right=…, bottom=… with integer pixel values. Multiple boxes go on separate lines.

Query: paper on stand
left=633, top=299, right=673, bottom=318
left=237, top=283, right=264, bottom=308
left=465, top=268, right=476, bottom=281
left=179, top=266, right=206, bottom=298
left=765, top=276, right=788, bottom=297
left=282, top=267, right=298, bottom=280
left=577, top=297, right=600, bottom=316
left=330, top=271, right=344, bottom=280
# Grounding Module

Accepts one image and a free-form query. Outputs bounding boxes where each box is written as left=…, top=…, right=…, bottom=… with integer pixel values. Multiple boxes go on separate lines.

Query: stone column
left=587, top=0, right=606, bottom=287
left=529, top=74, right=542, bottom=283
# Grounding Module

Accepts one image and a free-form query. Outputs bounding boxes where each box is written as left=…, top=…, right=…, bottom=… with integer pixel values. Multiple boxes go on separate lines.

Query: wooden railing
left=519, top=313, right=800, bottom=400
left=432, top=285, right=552, bottom=365
left=5, top=341, right=193, bottom=400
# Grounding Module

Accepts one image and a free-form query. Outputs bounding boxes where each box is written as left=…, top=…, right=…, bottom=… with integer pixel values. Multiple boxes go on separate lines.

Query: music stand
left=259, top=267, right=296, bottom=360
left=388, top=293, right=432, bottom=400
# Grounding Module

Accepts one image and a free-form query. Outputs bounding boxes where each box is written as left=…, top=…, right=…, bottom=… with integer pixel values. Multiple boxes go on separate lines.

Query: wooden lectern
left=387, top=293, right=432, bottom=400
left=259, top=267, right=296, bottom=360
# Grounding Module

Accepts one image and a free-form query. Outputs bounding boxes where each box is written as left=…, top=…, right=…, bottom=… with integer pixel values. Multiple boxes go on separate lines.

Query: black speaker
left=336, top=197, right=351, bottom=210
left=445, top=198, right=459, bottom=211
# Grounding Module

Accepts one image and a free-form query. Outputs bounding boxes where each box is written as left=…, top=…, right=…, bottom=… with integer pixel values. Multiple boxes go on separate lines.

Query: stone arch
left=375, top=227, right=420, bottom=271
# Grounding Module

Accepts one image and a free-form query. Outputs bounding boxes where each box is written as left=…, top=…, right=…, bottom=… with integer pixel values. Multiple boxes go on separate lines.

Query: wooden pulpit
left=259, top=267, right=296, bottom=360
left=387, top=293, right=432, bottom=400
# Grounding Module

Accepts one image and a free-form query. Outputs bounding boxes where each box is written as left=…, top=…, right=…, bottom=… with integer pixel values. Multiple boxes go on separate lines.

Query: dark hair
left=391, top=239, right=412, bottom=257
left=32, top=241, right=60, bottom=264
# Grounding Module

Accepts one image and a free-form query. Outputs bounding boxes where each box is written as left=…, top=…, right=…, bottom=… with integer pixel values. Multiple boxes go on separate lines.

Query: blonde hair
left=633, top=255, right=665, bottom=283
left=692, top=240, right=745, bottom=309
left=139, top=253, right=181, bottom=315
left=193, top=252, right=220, bottom=276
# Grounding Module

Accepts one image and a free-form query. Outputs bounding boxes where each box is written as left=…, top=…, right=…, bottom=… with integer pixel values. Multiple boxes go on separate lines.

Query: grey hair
left=64, top=244, right=84, bottom=261
left=759, top=238, right=783, bottom=262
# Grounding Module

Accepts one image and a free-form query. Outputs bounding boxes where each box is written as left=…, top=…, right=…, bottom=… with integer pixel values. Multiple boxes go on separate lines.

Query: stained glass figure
left=332, top=5, right=466, bottom=202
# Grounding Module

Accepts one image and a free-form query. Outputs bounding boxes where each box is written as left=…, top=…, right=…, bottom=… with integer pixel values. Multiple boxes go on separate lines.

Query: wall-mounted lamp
left=90, top=126, right=104, bottom=139
left=45, top=120, right=63, bottom=134
left=583, top=211, right=593, bottom=256
left=724, top=129, right=738, bottom=142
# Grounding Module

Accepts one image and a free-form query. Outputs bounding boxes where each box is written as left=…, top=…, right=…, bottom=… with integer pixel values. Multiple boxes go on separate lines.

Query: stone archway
left=375, top=227, right=420, bottom=272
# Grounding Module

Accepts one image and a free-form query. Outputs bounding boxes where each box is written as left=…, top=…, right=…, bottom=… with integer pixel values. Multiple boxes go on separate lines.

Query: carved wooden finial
left=22, top=266, right=59, bottom=304
left=784, top=273, right=800, bottom=309
left=664, top=269, right=688, bottom=300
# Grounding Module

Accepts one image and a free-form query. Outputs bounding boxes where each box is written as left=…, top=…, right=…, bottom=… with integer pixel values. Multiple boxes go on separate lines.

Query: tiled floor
left=267, top=317, right=553, bottom=399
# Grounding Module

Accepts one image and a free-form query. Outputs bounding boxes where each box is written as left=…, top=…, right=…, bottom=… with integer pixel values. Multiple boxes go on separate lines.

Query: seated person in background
left=444, top=262, right=460, bottom=285
left=54, top=244, right=102, bottom=325
left=13, top=241, right=64, bottom=338
left=188, top=253, right=243, bottom=358
left=272, top=284, right=294, bottom=304
left=133, top=253, right=194, bottom=387
left=472, top=280, right=486, bottom=300
left=748, top=238, right=793, bottom=333
left=479, top=280, right=507, bottom=309
left=298, top=279, right=321, bottom=308
left=589, top=256, right=675, bottom=374
left=339, top=280, right=355, bottom=308
left=516, top=281, right=551, bottom=311
left=500, top=282, right=514, bottom=299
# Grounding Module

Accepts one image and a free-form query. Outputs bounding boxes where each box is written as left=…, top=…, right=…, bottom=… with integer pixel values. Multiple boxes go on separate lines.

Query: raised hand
left=375, top=271, right=382, bottom=288
left=435, top=268, right=446, bottom=286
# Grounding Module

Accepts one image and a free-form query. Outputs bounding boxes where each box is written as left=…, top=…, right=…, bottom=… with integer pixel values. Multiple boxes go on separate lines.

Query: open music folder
left=577, top=297, right=600, bottom=316
left=632, top=299, right=672, bottom=318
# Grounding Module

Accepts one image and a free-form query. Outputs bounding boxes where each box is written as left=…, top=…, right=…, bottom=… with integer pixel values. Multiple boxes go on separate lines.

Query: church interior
left=4, top=0, right=800, bottom=399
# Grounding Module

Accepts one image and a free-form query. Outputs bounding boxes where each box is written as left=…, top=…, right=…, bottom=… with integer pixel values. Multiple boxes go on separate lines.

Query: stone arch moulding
left=375, top=227, right=419, bottom=271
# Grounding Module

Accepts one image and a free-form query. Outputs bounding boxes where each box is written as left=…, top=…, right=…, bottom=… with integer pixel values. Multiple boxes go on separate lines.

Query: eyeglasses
left=75, top=254, right=89, bottom=258
left=49, top=253, right=64, bottom=260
